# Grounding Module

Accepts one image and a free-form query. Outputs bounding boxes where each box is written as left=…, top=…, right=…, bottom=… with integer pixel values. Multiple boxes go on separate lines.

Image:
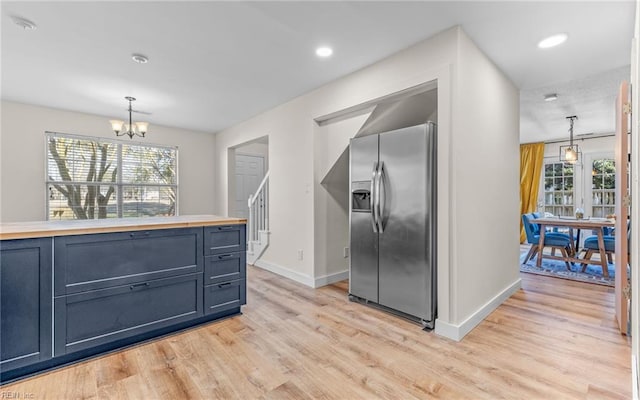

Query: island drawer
left=204, top=251, right=246, bottom=284
left=204, top=225, right=246, bottom=255
left=54, top=273, right=203, bottom=355
left=54, top=227, right=203, bottom=295
left=204, top=279, right=246, bottom=315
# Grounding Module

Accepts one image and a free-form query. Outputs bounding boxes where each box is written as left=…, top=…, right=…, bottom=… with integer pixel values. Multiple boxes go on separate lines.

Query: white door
left=235, top=154, right=265, bottom=218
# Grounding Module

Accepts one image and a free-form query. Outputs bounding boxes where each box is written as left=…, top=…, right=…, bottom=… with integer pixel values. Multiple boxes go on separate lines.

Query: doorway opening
left=227, top=136, right=269, bottom=218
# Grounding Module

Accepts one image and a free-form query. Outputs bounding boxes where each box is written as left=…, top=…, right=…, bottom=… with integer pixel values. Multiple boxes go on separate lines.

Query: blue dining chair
left=527, top=213, right=574, bottom=249
left=533, top=211, right=578, bottom=254
left=580, top=221, right=629, bottom=273
left=580, top=234, right=615, bottom=271
left=522, top=213, right=573, bottom=269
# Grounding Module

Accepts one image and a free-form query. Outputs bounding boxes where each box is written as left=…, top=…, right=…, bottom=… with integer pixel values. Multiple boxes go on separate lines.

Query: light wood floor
left=1, top=266, right=631, bottom=399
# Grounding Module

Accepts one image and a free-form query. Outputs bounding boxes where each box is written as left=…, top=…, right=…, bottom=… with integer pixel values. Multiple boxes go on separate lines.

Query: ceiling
left=520, top=65, right=630, bottom=143
left=1, top=1, right=635, bottom=142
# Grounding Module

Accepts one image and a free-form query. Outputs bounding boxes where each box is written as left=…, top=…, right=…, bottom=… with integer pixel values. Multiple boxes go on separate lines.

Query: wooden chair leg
left=551, top=248, right=556, bottom=256
left=581, top=250, right=594, bottom=272
left=523, top=245, right=537, bottom=263
left=568, top=238, right=576, bottom=257
left=607, top=252, right=613, bottom=264
left=567, top=246, right=575, bottom=263
left=559, top=247, right=572, bottom=270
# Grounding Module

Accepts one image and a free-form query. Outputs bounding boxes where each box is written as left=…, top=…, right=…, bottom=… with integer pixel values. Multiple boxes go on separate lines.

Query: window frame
left=541, top=160, right=576, bottom=217
left=45, top=131, right=179, bottom=220
left=584, top=152, right=615, bottom=219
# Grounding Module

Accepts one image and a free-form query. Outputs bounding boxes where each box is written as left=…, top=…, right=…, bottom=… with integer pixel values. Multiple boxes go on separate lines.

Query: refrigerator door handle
left=371, top=161, right=379, bottom=233
left=376, top=161, right=386, bottom=233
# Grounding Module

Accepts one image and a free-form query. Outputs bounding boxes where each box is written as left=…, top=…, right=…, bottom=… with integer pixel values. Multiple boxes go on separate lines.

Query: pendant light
left=559, top=115, right=580, bottom=164
left=109, top=97, right=148, bottom=139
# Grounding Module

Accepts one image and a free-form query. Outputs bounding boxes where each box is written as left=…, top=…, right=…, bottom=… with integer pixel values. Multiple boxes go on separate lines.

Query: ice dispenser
left=351, top=181, right=371, bottom=212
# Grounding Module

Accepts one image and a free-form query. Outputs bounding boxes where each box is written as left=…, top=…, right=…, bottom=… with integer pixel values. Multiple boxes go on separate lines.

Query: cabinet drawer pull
left=217, top=226, right=234, bottom=231
left=130, top=231, right=151, bottom=238
left=217, top=254, right=233, bottom=259
left=130, top=282, right=150, bottom=290
left=217, top=282, right=232, bottom=288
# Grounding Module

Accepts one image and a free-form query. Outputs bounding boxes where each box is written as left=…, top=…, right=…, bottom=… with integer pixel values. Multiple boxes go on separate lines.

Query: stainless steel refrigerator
left=349, top=122, right=437, bottom=328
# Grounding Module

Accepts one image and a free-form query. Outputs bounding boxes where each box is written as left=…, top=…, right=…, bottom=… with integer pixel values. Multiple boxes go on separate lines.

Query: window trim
left=583, top=151, right=615, bottom=219
left=45, top=131, right=179, bottom=220
left=541, top=160, right=576, bottom=217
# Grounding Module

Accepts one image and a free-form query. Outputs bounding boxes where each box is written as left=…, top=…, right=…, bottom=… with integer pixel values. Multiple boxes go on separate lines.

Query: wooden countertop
left=534, top=217, right=615, bottom=229
left=0, top=215, right=247, bottom=240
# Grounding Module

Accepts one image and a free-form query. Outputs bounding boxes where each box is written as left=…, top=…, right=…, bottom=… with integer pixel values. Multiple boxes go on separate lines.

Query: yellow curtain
left=520, top=142, right=545, bottom=243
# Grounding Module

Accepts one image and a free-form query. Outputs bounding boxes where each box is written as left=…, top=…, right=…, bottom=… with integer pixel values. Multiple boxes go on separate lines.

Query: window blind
left=46, top=132, right=177, bottom=220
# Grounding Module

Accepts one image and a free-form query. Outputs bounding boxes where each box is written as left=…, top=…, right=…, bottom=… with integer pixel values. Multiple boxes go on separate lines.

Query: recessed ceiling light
left=131, top=53, right=149, bottom=64
left=544, top=93, right=558, bottom=102
left=11, top=16, right=37, bottom=30
left=315, top=46, right=333, bottom=58
left=537, top=33, right=568, bottom=49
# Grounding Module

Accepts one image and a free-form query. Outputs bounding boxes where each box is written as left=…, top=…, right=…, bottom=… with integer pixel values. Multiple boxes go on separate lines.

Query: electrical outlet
left=343, top=247, right=349, bottom=258
left=297, top=249, right=303, bottom=261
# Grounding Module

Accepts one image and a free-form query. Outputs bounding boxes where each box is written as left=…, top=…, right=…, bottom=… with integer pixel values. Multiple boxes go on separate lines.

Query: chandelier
left=109, top=96, right=148, bottom=139
left=559, top=115, right=580, bottom=164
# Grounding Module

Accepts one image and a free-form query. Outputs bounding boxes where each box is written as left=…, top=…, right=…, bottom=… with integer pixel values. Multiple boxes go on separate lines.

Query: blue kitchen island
left=0, top=215, right=246, bottom=383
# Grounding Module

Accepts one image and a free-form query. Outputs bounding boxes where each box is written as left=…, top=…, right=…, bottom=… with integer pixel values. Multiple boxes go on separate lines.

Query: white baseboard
left=314, top=270, right=348, bottom=288
left=433, top=319, right=461, bottom=341
left=633, top=355, right=639, bottom=400
left=251, top=261, right=348, bottom=289
left=253, top=259, right=315, bottom=288
left=434, top=278, right=522, bottom=341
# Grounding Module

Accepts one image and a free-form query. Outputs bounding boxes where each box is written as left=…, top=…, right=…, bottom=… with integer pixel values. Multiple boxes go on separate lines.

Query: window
left=591, top=158, right=615, bottom=218
left=543, top=162, right=574, bottom=216
left=46, top=132, right=177, bottom=220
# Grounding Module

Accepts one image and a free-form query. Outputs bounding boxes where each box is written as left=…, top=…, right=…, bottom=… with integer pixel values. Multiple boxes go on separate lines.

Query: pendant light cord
left=566, top=115, right=578, bottom=147
left=128, top=99, right=133, bottom=135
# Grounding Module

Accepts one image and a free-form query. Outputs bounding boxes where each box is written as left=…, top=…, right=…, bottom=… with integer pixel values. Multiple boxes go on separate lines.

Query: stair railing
left=248, top=170, right=270, bottom=243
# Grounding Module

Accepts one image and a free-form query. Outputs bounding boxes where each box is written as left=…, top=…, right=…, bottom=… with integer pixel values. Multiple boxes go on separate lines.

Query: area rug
left=519, top=251, right=614, bottom=286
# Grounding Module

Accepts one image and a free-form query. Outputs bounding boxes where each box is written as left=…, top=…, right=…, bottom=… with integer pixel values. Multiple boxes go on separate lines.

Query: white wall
left=313, top=113, right=370, bottom=283
left=214, top=26, right=456, bottom=293
left=235, top=141, right=269, bottom=168
left=0, top=101, right=216, bottom=222
left=213, top=27, right=459, bottom=288
left=447, top=30, right=521, bottom=334
left=214, top=26, right=520, bottom=340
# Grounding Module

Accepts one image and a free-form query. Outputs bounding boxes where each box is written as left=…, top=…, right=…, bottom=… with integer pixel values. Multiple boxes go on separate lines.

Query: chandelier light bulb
left=109, top=120, right=124, bottom=134
left=564, top=147, right=577, bottom=163
left=135, top=122, right=149, bottom=134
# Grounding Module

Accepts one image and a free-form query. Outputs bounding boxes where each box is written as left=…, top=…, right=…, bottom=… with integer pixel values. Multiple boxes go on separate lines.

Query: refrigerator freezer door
left=378, top=123, right=436, bottom=321
left=349, top=134, right=380, bottom=302
left=349, top=212, right=379, bottom=302
left=350, top=134, right=379, bottom=182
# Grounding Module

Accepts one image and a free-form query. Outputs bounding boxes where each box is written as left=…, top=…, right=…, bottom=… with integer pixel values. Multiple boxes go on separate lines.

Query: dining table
left=534, top=216, right=615, bottom=277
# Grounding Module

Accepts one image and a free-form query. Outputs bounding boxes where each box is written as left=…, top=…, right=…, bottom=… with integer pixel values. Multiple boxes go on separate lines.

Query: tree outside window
left=591, top=159, right=615, bottom=218
left=543, top=162, right=574, bottom=216
left=46, top=132, right=177, bottom=220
